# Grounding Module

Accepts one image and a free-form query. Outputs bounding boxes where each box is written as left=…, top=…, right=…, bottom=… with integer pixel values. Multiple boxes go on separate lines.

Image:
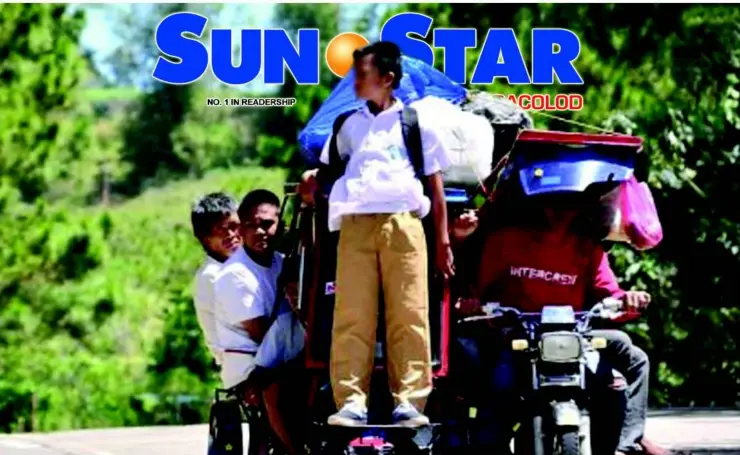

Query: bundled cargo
left=297, top=55, right=662, bottom=250
left=297, top=56, right=533, bottom=189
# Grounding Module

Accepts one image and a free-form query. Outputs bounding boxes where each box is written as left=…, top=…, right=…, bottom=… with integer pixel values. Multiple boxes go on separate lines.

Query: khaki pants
left=330, top=212, right=433, bottom=412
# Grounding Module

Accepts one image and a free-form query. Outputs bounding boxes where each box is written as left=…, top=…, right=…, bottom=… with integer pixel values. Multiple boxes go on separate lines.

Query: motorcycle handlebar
left=457, top=298, right=626, bottom=325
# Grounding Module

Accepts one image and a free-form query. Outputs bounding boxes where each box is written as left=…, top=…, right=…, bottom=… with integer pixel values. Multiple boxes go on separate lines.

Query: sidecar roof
left=504, top=130, right=644, bottom=196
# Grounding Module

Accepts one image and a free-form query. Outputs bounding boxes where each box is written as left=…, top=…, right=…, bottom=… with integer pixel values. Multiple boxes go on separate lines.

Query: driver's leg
left=590, top=329, right=649, bottom=453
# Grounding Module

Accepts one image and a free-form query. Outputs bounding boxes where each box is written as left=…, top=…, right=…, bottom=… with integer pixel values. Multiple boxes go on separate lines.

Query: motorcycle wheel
left=555, top=430, right=579, bottom=455
left=210, top=405, right=272, bottom=455
left=208, top=400, right=245, bottom=455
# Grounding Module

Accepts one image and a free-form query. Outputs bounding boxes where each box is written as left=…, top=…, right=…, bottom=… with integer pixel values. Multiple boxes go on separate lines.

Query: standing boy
left=300, top=41, right=454, bottom=427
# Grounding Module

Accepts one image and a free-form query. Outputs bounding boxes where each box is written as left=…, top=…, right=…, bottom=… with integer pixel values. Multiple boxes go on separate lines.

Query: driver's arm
left=588, top=246, right=637, bottom=323
left=215, top=268, right=270, bottom=343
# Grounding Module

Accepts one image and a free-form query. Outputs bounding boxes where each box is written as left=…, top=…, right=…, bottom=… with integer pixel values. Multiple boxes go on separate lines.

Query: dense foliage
left=382, top=3, right=740, bottom=407
left=0, top=3, right=738, bottom=433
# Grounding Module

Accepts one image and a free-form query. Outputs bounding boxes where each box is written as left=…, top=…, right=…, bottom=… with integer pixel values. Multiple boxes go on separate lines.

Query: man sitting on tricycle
left=445, top=134, right=677, bottom=454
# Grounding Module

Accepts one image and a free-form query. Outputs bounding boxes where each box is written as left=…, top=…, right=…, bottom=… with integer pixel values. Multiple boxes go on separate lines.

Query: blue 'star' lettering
left=380, top=13, right=584, bottom=85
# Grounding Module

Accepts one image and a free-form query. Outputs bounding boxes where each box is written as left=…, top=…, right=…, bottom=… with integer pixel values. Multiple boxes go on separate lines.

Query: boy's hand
left=298, top=169, right=319, bottom=205
left=455, top=297, right=481, bottom=316
left=451, top=209, right=479, bottom=241
left=437, top=242, right=455, bottom=279
left=622, top=291, right=651, bottom=312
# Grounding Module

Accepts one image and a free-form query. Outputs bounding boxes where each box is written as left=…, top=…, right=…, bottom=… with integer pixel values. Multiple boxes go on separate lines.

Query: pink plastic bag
left=603, top=175, right=663, bottom=250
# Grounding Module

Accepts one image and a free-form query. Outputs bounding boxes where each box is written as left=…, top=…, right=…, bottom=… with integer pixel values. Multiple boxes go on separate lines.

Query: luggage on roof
left=297, top=56, right=534, bottom=188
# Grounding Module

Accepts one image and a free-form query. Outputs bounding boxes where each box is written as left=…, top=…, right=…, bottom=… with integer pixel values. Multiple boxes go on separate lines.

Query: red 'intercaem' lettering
left=509, top=266, right=578, bottom=286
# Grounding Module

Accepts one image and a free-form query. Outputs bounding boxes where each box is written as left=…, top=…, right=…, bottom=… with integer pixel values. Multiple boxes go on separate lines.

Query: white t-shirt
left=193, top=255, right=225, bottom=365
left=212, top=247, right=284, bottom=353
left=319, top=99, right=452, bottom=232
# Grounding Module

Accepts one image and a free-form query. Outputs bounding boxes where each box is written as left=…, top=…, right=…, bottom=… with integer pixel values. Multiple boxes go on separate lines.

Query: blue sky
left=79, top=4, right=389, bottom=91
left=80, top=4, right=276, bottom=56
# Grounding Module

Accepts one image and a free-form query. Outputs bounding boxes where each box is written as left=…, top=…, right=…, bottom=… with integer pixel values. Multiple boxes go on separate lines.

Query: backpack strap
left=318, top=106, right=425, bottom=191
left=400, top=106, right=425, bottom=183
left=317, top=109, right=358, bottom=192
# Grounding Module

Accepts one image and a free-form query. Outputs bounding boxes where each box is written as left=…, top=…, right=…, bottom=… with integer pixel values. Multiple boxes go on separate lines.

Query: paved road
left=1, top=410, right=739, bottom=455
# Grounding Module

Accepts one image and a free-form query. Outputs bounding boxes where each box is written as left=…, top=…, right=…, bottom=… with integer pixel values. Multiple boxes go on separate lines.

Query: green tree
left=390, top=3, right=740, bottom=407
left=0, top=4, right=93, bottom=204
left=254, top=5, right=341, bottom=176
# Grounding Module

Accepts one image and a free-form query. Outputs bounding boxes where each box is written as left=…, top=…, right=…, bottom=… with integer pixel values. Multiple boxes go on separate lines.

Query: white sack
left=410, top=96, right=495, bottom=186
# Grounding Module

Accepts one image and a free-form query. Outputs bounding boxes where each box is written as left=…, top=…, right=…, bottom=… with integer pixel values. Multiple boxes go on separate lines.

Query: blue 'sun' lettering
left=152, top=12, right=209, bottom=84
left=152, top=12, right=319, bottom=85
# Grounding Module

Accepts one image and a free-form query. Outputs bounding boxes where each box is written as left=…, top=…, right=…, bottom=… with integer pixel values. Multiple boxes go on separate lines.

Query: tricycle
left=267, top=128, right=649, bottom=454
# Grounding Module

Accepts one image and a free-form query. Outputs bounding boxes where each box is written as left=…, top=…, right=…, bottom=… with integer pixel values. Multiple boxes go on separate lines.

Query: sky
left=79, top=3, right=389, bottom=92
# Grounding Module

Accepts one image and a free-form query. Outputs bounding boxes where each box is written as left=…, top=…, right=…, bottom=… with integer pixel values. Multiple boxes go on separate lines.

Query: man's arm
left=299, top=122, right=349, bottom=204
left=193, top=273, right=224, bottom=365
left=589, top=246, right=625, bottom=301
left=588, top=246, right=648, bottom=323
left=240, top=317, right=270, bottom=344
left=214, top=268, right=270, bottom=343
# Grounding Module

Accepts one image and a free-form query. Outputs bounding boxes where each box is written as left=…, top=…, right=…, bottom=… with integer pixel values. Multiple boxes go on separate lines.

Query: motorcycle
left=459, top=298, right=625, bottom=455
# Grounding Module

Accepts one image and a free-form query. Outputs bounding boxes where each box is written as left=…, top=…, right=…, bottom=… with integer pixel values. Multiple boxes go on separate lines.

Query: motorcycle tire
left=555, top=430, right=579, bottom=455
left=207, top=401, right=271, bottom=455
left=208, top=399, right=244, bottom=455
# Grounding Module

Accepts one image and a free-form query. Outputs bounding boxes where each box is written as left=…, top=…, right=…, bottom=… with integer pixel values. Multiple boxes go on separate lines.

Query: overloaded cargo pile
left=297, top=55, right=662, bottom=251
left=297, top=56, right=534, bottom=189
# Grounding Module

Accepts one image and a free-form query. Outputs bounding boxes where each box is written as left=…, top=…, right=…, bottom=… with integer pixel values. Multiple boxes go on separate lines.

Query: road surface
left=1, top=410, right=739, bottom=454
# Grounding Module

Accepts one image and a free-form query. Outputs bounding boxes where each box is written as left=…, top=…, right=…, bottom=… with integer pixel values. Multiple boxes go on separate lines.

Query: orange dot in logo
left=325, top=32, right=370, bottom=78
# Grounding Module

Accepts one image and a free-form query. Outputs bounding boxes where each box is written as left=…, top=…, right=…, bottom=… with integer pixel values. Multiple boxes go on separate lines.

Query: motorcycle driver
left=454, top=190, right=674, bottom=455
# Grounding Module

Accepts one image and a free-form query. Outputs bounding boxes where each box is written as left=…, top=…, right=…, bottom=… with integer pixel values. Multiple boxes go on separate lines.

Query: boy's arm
left=420, top=123, right=455, bottom=278
left=214, top=269, right=270, bottom=343
left=428, top=172, right=454, bottom=278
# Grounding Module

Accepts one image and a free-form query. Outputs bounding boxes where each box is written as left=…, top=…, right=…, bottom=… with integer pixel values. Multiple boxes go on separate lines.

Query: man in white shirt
left=191, top=192, right=242, bottom=367
left=213, top=189, right=301, bottom=455
left=299, top=41, right=455, bottom=428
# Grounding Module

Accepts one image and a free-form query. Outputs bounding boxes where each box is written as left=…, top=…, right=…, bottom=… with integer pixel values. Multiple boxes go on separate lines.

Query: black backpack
left=317, top=106, right=427, bottom=195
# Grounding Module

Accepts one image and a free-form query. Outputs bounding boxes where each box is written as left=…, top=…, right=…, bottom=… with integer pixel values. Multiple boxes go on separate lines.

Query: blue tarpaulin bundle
left=297, top=56, right=468, bottom=167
